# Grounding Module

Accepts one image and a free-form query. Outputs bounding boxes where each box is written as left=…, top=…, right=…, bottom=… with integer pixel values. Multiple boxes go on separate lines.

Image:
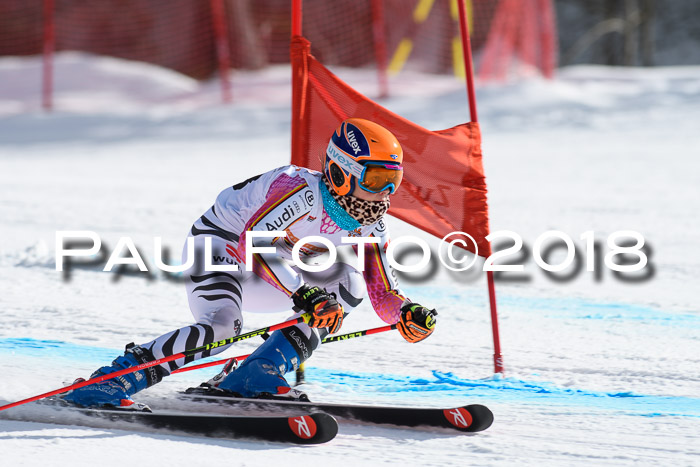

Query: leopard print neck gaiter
left=322, top=176, right=390, bottom=226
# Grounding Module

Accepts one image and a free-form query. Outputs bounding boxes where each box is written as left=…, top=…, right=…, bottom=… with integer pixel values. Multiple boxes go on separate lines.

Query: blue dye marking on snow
left=304, top=368, right=700, bottom=419
left=401, top=285, right=700, bottom=327
left=0, top=338, right=117, bottom=364
left=4, top=337, right=699, bottom=418
left=0, top=337, right=230, bottom=379
left=504, top=297, right=700, bottom=326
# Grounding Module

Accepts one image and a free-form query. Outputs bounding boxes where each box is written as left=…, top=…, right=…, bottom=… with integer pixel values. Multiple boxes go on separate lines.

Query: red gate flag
left=291, top=36, right=491, bottom=257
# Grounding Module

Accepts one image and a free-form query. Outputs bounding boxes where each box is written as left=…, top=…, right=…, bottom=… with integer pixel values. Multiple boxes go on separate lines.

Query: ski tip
left=464, top=404, right=494, bottom=432
left=287, top=412, right=338, bottom=444
left=443, top=404, right=494, bottom=432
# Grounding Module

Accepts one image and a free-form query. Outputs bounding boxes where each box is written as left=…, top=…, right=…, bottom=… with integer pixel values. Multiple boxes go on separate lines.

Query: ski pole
left=320, top=323, right=396, bottom=343
left=171, top=323, right=398, bottom=375
left=0, top=314, right=311, bottom=412
left=171, top=354, right=250, bottom=374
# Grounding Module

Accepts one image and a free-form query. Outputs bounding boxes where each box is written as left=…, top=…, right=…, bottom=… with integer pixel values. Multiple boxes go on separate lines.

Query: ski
left=182, top=387, right=494, bottom=433
left=32, top=398, right=338, bottom=444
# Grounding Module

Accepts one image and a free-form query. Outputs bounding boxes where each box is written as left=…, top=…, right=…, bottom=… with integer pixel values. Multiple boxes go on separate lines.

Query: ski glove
left=292, top=284, right=344, bottom=334
left=397, top=303, right=437, bottom=343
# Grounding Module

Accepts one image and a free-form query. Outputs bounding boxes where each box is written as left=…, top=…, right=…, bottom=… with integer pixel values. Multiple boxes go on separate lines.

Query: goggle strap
left=326, top=141, right=364, bottom=178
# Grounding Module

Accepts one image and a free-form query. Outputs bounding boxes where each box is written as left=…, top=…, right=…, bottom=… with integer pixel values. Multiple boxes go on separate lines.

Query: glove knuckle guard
left=398, top=303, right=436, bottom=343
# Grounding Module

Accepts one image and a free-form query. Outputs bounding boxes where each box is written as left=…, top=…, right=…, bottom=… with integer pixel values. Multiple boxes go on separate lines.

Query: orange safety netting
left=290, top=36, right=491, bottom=257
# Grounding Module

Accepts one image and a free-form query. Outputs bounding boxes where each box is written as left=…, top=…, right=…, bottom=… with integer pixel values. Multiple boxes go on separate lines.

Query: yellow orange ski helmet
left=324, top=118, right=404, bottom=196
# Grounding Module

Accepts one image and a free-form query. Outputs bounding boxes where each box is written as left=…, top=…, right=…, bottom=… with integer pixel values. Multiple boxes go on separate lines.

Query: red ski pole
left=171, top=323, right=398, bottom=375
left=0, top=314, right=311, bottom=412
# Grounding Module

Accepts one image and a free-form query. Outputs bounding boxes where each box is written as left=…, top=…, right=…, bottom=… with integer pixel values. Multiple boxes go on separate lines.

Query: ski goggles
left=326, top=141, right=403, bottom=194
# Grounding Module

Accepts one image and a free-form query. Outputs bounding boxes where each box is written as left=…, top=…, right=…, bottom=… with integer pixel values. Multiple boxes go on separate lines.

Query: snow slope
left=1, top=54, right=699, bottom=466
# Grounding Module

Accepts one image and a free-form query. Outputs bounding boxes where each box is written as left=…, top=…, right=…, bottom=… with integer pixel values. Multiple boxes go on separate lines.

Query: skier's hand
left=292, top=284, right=344, bottom=334
left=397, top=303, right=437, bottom=343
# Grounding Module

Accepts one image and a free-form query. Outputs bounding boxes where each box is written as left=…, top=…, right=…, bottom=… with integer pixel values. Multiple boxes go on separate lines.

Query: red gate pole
left=42, top=0, right=55, bottom=112
left=457, top=0, right=504, bottom=375
left=290, top=0, right=303, bottom=164
left=538, top=0, right=557, bottom=79
left=292, top=0, right=302, bottom=37
left=457, top=0, right=477, bottom=122
left=370, top=0, right=389, bottom=98
left=210, top=0, right=232, bottom=103
left=486, top=270, right=504, bottom=373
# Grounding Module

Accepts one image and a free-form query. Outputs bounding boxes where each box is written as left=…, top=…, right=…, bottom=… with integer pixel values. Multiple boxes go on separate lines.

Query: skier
left=63, top=118, right=438, bottom=409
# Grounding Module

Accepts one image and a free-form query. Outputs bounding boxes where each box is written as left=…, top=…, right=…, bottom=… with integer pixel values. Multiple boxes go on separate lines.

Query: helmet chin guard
left=323, top=118, right=403, bottom=196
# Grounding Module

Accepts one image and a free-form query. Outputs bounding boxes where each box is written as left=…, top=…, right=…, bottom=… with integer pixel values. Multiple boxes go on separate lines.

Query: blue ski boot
left=216, top=326, right=312, bottom=401
left=62, top=344, right=164, bottom=411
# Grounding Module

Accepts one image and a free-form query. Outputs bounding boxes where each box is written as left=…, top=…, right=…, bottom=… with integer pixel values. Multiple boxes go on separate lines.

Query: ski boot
left=205, top=327, right=312, bottom=401
left=62, top=344, right=164, bottom=411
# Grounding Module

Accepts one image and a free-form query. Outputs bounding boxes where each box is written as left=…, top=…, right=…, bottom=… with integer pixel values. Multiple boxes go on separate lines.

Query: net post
left=538, top=0, right=558, bottom=78
left=210, top=0, right=232, bottom=104
left=42, top=0, right=55, bottom=112
left=371, top=0, right=389, bottom=98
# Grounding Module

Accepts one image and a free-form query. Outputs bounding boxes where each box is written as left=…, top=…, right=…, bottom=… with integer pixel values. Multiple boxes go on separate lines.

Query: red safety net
left=479, top=0, right=557, bottom=80
left=0, top=0, right=556, bottom=79
left=243, top=0, right=554, bottom=77
left=290, top=36, right=490, bottom=257
left=1, top=0, right=556, bottom=111
left=0, top=0, right=219, bottom=79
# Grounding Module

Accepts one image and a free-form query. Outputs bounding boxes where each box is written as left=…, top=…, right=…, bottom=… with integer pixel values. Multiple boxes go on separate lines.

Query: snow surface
left=1, top=53, right=699, bottom=466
